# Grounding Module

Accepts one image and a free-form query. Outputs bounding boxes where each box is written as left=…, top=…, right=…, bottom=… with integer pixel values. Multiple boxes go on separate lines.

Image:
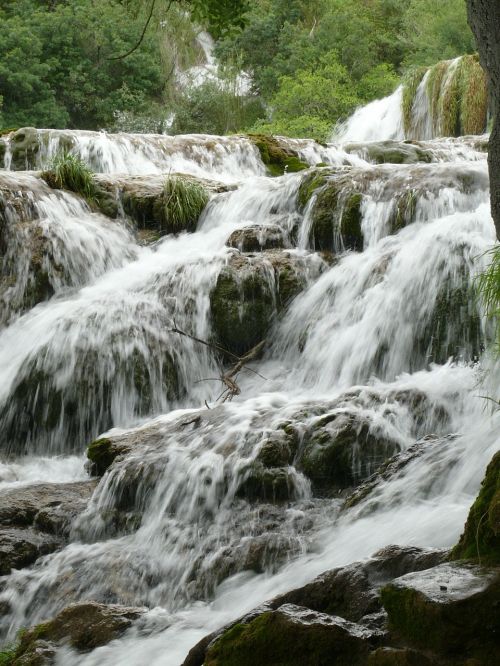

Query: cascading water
left=336, top=54, right=488, bottom=142
left=0, top=119, right=497, bottom=665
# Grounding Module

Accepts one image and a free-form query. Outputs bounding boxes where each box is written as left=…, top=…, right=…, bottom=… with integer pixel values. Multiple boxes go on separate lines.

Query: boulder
left=226, top=225, right=287, bottom=252
left=0, top=481, right=96, bottom=574
left=210, top=250, right=319, bottom=355
left=7, top=602, right=145, bottom=664
left=203, top=604, right=381, bottom=666
left=343, top=141, right=434, bottom=165
left=380, top=562, right=500, bottom=657
left=297, top=410, right=402, bottom=495
left=6, top=128, right=41, bottom=170
left=247, top=134, right=309, bottom=176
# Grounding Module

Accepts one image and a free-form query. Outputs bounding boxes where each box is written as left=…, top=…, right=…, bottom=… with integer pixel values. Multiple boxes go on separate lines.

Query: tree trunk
left=467, top=0, right=500, bottom=240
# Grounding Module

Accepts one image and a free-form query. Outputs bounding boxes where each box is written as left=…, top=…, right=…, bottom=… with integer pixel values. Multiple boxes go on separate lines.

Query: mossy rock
left=8, top=128, right=41, bottom=170
left=298, top=412, right=400, bottom=495
left=388, top=190, right=418, bottom=234
left=210, top=252, right=308, bottom=356
left=308, top=182, right=363, bottom=252
left=367, top=647, right=438, bottom=665
left=343, top=141, right=433, bottom=165
left=7, top=602, right=145, bottom=663
left=204, top=605, right=376, bottom=666
left=380, top=563, right=500, bottom=657
left=297, top=169, right=331, bottom=210
left=235, top=463, right=296, bottom=503
left=451, top=451, right=500, bottom=564
left=226, top=225, right=286, bottom=253
left=248, top=134, right=309, bottom=177
left=417, top=275, right=483, bottom=365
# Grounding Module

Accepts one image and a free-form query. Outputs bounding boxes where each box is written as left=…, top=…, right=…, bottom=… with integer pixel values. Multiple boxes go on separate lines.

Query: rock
left=270, top=546, right=447, bottom=623
left=0, top=528, right=61, bottom=576
left=248, top=134, right=309, bottom=176
left=226, top=225, right=287, bottom=252
left=297, top=410, right=401, bottom=495
left=94, top=174, right=230, bottom=232
left=9, top=602, right=145, bottom=663
left=380, top=562, right=500, bottom=656
left=235, top=463, right=298, bottom=503
left=203, top=603, right=381, bottom=666
left=451, top=451, right=500, bottom=564
left=304, top=177, right=364, bottom=252
left=367, top=647, right=439, bottom=665
left=7, top=128, right=41, bottom=170
left=87, top=437, right=132, bottom=477
left=343, top=141, right=434, bottom=165
left=210, top=250, right=320, bottom=355
left=0, top=481, right=96, bottom=574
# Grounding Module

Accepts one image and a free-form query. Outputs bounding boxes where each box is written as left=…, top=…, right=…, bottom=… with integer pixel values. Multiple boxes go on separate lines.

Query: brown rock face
left=467, top=0, right=500, bottom=239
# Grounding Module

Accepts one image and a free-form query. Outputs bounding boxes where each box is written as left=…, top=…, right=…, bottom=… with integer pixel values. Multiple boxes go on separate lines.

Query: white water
left=0, top=125, right=498, bottom=665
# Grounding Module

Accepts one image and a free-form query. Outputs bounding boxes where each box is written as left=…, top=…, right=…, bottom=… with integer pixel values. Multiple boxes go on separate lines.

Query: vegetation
left=156, top=176, right=209, bottom=233
left=477, top=247, right=500, bottom=353
left=42, top=153, right=97, bottom=202
left=0, top=0, right=478, bottom=138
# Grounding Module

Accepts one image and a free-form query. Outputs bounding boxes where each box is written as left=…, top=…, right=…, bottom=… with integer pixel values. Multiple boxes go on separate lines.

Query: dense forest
left=0, top=0, right=475, bottom=139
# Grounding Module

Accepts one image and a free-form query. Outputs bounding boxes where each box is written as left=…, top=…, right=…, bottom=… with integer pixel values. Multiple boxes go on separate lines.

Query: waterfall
left=0, top=120, right=497, bottom=665
left=336, top=54, right=489, bottom=143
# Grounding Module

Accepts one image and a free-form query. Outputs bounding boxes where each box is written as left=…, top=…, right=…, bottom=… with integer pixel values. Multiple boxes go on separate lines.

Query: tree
left=467, top=0, right=500, bottom=240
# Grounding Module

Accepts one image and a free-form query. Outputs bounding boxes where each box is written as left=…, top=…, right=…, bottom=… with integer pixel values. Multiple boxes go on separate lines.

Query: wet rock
left=306, top=179, right=364, bottom=252
left=0, top=528, right=61, bottom=576
left=235, top=463, right=298, bottom=503
left=248, top=134, right=309, bottom=176
left=380, top=562, right=500, bottom=656
left=94, top=174, right=230, bottom=232
left=9, top=602, right=145, bottom=663
left=203, top=603, right=381, bottom=666
left=343, top=141, right=434, bottom=165
left=367, top=647, right=439, bottom=665
left=7, top=128, right=41, bottom=170
left=210, top=250, right=320, bottom=355
left=270, top=546, right=447, bottom=622
left=226, top=225, right=287, bottom=252
left=342, top=435, right=456, bottom=511
left=0, top=481, right=96, bottom=574
left=451, top=451, right=500, bottom=564
left=297, top=410, right=401, bottom=495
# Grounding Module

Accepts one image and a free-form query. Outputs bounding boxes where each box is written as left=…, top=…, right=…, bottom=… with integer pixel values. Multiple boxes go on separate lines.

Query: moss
left=248, top=134, right=308, bottom=177
left=426, top=61, right=449, bottom=134
left=87, top=438, right=114, bottom=476
left=402, top=67, right=427, bottom=135
left=308, top=182, right=363, bottom=252
left=459, top=54, right=488, bottom=135
left=236, top=463, right=295, bottom=503
left=205, top=610, right=370, bottom=666
left=451, top=451, right=500, bottom=564
left=297, top=170, right=330, bottom=210
left=340, top=193, right=363, bottom=251
left=389, top=190, right=418, bottom=234
left=210, top=266, right=275, bottom=356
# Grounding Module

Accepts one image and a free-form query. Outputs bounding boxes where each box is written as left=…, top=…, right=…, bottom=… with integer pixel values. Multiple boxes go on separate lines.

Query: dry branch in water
left=170, top=325, right=266, bottom=403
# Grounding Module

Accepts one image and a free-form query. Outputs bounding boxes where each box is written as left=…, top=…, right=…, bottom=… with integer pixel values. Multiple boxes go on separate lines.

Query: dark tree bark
left=467, top=0, right=500, bottom=240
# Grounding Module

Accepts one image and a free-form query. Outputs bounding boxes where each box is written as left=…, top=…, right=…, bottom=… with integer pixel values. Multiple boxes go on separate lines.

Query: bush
left=157, top=176, right=209, bottom=233
left=42, top=152, right=97, bottom=202
left=477, top=246, right=500, bottom=351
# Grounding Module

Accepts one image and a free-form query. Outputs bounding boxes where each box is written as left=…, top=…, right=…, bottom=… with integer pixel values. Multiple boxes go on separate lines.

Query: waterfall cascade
left=337, top=54, right=489, bottom=143
left=0, top=119, right=498, bottom=665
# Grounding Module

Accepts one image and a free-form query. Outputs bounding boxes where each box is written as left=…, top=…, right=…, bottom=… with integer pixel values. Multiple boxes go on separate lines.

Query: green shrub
left=157, top=176, right=209, bottom=233
left=42, top=152, right=97, bottom=202
left=477, top=246, right=500, bottom=351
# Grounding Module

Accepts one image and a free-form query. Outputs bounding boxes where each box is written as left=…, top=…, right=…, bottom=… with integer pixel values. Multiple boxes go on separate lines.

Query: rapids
left=0, top=125, right=498, bottom=665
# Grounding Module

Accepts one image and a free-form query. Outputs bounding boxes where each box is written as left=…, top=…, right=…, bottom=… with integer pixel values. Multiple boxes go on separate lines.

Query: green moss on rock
left=248, top=134, right=308, bottom=177
left=451, top=451, right=500, bottom=564
left=205, top=606, right=373, bottom=666
left=307, top=182, right=364, bottom=252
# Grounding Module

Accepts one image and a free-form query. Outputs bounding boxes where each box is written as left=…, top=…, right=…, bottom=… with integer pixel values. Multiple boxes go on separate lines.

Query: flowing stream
left=0, top=122, right=498, bottom=665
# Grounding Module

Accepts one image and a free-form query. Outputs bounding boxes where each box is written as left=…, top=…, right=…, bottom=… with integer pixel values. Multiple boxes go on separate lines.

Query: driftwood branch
left=169, top=325, right=266, bottom=404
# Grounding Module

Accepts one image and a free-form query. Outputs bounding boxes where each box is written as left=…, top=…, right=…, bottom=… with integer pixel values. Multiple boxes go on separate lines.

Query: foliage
left=42, top=153, right=97, bottom=202
left=250, top=52, right=360, bottom=142
left=158, top=176, right=209, bottom=232
left=477, top=246, right=500, bottom=351
left=171, top=80, right=265, bottom=136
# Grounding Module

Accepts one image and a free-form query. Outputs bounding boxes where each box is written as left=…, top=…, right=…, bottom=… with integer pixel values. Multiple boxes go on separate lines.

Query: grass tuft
left=42, top=152, right=97, bottom=202
left=477, top=246, right=500, bottom=351
left=157, top=176, right=209, bottom=233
